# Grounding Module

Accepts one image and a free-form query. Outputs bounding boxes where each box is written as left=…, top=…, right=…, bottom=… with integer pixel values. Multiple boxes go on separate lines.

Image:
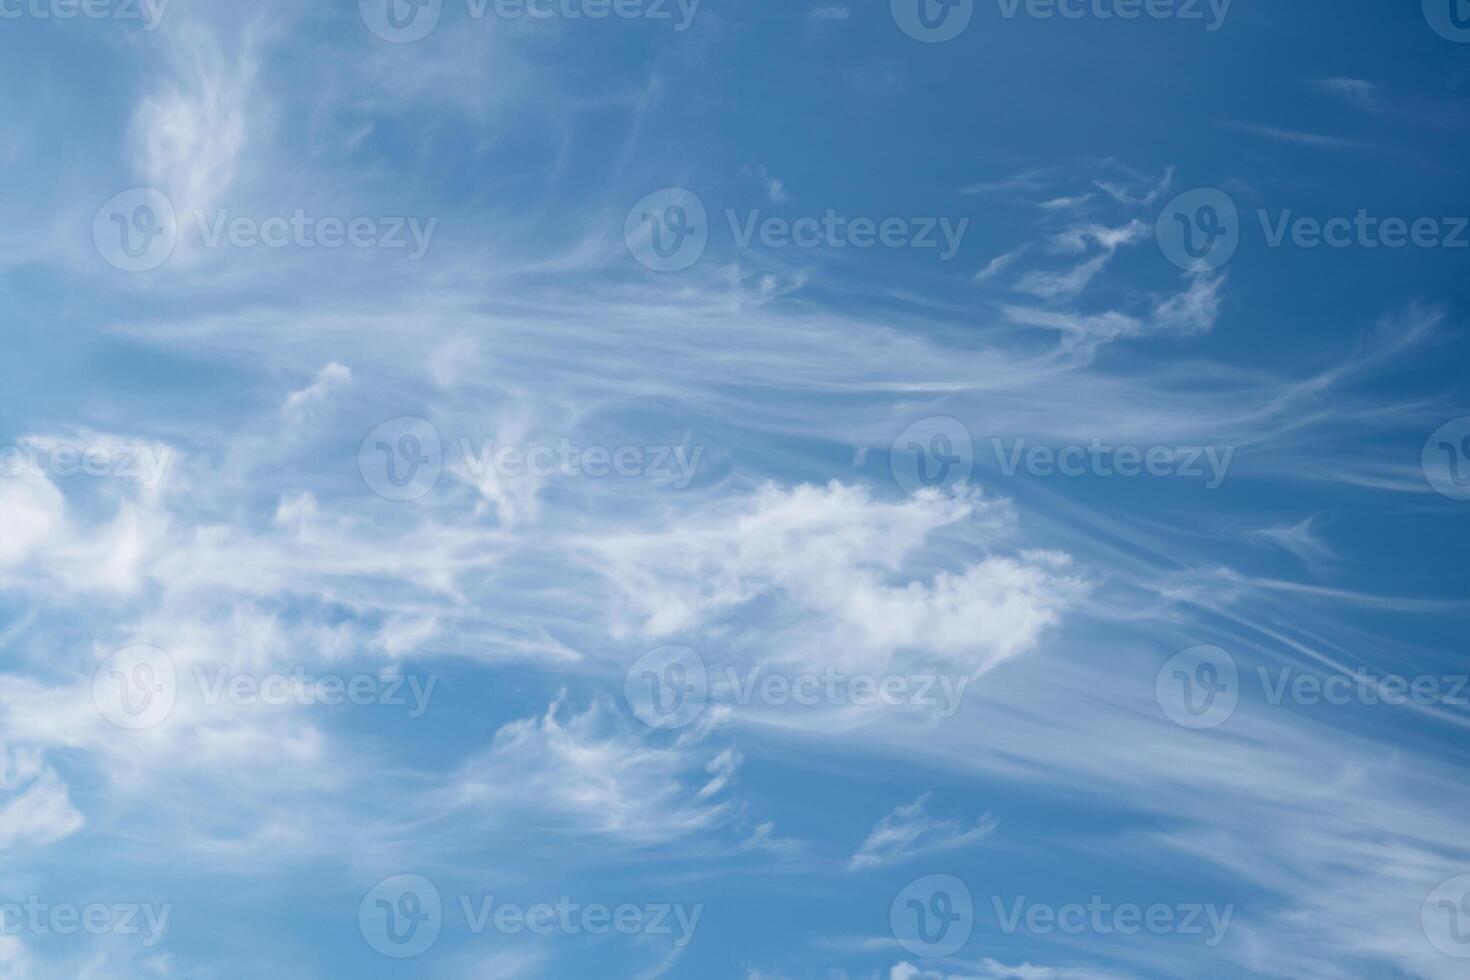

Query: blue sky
left=1, top=0, right=1469, bottom=977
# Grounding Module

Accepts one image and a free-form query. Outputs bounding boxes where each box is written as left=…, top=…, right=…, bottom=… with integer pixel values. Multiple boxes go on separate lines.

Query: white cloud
left=744, top=163, right=791, bottom=203
left=280, top=362, right=352, bottom=422
left=589, top=482, right=1085, bottom=681
left=131, top=15, right=262, bottom=223
left=1246, top=517, right=1334, bottom=563
left=975, top=244, right=1030, bottom=283
left=1004, top=271, right=1225, bottom=346
left=451, top=696, right=738, bottom=845
left=0, top=473, right=63, bottom=570
left=1015, top=252, right=1114, bottom=301
left=0, top=748, right=83, bottom=853
left=848, top=793, right=996, bottom=870
left=1012, top=221, right=1147, bottom=302
left=1151, top=272, right=1225, bottom=334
